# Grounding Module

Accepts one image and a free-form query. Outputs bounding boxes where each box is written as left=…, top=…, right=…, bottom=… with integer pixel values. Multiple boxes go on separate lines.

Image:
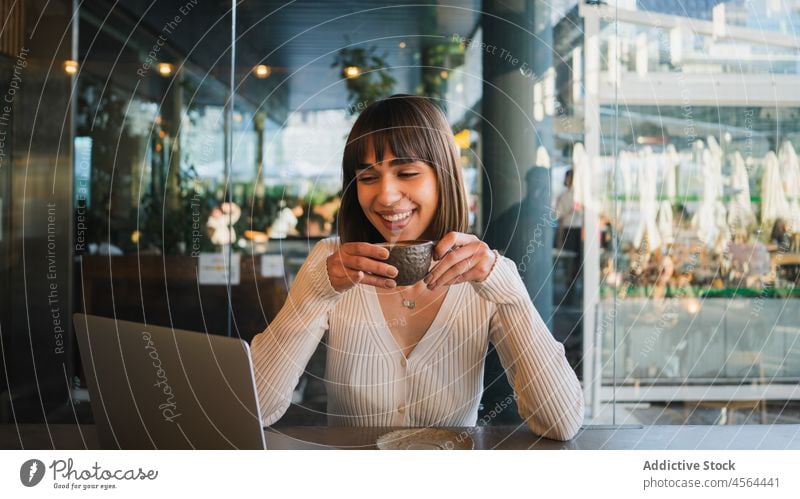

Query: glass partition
left=72, top=2, right=237, bottom=338
left=588, top=0, right=800, bottom=425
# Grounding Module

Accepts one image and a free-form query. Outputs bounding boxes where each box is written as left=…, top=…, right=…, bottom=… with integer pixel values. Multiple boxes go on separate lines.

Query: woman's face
left=356, top=145, right=439, bottom=243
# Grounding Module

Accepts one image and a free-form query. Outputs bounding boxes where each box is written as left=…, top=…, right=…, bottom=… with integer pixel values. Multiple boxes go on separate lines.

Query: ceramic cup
left=377, top=240, right=435, bottom=286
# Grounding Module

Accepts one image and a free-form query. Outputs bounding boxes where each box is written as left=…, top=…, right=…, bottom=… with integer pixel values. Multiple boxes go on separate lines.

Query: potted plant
left=331, top=42, right=396, bottom=113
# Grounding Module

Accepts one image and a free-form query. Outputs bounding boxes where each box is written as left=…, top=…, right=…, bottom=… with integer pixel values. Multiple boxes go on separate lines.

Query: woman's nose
left=376, top=177, right=404, bottom=206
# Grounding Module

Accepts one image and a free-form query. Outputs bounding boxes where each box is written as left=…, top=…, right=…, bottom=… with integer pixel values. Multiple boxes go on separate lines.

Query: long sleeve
left=250, top=238, right=343, bottom=426
left=471, top=255, right=584, bottom=440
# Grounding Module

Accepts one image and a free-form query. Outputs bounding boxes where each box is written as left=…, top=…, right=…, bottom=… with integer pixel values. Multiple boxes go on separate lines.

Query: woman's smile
left=371, top=205, right=421, bottom=237
left=378, top=209, right=415, bottom=230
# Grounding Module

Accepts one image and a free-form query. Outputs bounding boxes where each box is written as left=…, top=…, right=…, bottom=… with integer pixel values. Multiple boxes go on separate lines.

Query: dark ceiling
left=236, top=1, right=480, bottom=110
left=87, top=0, right=481, bottom=113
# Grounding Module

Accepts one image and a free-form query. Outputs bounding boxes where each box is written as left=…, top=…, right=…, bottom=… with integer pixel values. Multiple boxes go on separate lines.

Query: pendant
left=402, top=299, right=416, bottom=309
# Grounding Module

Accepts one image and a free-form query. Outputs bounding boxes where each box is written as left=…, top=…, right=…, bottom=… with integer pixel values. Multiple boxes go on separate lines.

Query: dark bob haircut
left=338, top=94, right=469, bottom=243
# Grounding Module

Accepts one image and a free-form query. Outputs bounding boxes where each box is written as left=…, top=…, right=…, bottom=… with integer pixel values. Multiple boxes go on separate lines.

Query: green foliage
left=417, top=40, right=464, bottom=101
left=139, top=164, right=216, bottom=254
left=233, top=181, right=282, bottom=234
left=331, top=43, right=396, bottom=113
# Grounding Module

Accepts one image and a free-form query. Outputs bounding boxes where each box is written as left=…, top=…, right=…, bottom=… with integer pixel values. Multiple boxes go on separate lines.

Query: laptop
left=73, top=313, right=266, bottom=450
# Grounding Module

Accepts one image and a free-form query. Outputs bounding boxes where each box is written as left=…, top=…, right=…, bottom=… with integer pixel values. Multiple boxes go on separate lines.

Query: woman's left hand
left=424, top=232, right=497, bottom=289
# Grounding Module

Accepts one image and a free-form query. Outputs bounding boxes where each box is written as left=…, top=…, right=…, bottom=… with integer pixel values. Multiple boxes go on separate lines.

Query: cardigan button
left=400, top=357, right=407, bottom=368
left=397, top=404, right=405, bottom=414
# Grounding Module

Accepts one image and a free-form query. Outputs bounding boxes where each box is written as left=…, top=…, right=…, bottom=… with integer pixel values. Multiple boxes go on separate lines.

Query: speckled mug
left=378, top=240, right=435, bottom=286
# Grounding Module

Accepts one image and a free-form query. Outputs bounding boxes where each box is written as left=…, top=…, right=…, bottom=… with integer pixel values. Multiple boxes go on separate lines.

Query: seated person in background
left=770, top=218, right=790, bottom=248
left=304, top=211, right=332, bottom=237
left=554, top=169, right=583, bottom=304
left=769, top=218, right=799, bottom=283
left=251, top=95, right=583, bottom=440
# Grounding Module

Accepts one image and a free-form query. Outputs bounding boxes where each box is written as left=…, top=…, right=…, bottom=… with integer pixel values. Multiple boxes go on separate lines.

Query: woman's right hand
left=326, top=243, right=398, bottom=293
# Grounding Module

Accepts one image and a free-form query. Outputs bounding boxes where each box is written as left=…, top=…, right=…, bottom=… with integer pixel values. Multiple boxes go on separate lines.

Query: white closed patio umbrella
left=727, top=151, right=756, bottom=231
left=778, top=141, right=800, bottom=232
left=761, top=151, right=789, bottom=229
left=693, top=147, right=726, bottom=249
left=633, top=147, right=661, bottom=250
left=572, top=142, right=588, bottom=210
left=657, top=145, right=679, bottom=245
left=707, top=135, right=723, bottom=170
left=616, top=150, right=639, bottom=245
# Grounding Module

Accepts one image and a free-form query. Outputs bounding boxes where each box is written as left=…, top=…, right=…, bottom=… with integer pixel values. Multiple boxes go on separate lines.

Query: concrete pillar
left=481, top=0, right=553, bottom=324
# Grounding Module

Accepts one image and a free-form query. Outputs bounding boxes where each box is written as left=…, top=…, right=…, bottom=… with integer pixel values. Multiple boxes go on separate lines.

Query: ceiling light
left=344, top=66, right=360, bottom=79
left=63, top=60, right=78, bottom=75
left=254, top=64, right=271, bottom=78
left=157, top=62, right=174, bottom=77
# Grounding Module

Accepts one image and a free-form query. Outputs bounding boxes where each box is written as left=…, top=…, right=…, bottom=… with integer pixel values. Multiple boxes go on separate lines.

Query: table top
left=3, top=424, right=800, bottom=450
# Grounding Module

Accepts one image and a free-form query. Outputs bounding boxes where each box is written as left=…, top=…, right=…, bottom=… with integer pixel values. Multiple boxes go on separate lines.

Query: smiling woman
left=339, top=94, right=469, bottom=245
left=251, top=95, right=584, bottom=441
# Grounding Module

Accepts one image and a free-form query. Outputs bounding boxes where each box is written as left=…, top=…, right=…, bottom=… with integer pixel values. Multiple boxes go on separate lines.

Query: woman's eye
left=399, top=172, right=419, bottom=178
left=357, top=176, right=377, bottom=183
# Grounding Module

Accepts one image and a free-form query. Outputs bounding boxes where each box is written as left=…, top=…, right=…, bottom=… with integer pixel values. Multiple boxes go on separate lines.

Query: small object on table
left=376, top=428, right=473, bottom=450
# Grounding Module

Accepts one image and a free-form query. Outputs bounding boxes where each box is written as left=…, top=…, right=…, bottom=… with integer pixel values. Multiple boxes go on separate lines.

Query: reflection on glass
left=582, top=0, right=800, bottom=425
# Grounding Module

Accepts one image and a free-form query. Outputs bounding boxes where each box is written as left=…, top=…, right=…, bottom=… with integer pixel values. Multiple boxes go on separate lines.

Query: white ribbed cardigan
left=251, top=238, right=584, bottom=440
